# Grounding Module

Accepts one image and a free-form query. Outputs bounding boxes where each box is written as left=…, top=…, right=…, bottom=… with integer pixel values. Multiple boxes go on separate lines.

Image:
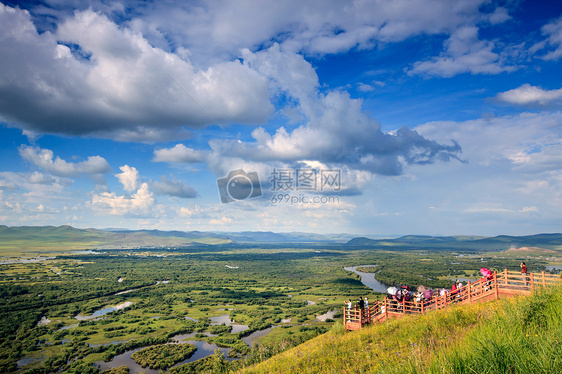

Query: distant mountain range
left=103, top=228, right=360, bottom=243
left=0, top=225, right=561, bottom=252
left=346, top=233, right=562, bottom=251
left=0, top=225, right=360, bottom=252
left=0, top=225, right=227, bottom=252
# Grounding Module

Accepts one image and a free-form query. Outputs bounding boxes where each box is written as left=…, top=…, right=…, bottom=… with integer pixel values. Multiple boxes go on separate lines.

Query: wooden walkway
left=344, top=269, right=561, bottom=330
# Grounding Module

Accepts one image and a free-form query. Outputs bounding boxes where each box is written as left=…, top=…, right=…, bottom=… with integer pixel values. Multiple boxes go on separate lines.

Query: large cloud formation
left=0, top=0, right=516, bottom=144
left=0, top=4, right=272, bottom=142
left=200, top=45, right=463, bottom=177
left=5, top=0, right=524, bottom=179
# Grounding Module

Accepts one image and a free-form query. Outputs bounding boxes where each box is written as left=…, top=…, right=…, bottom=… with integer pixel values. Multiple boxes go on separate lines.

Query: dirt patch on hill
left=505, top=246, right=557, bottom=254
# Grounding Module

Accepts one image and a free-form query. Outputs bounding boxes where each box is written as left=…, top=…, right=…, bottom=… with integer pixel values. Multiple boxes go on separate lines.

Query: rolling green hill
left=238, top=285, right=562, bottom=373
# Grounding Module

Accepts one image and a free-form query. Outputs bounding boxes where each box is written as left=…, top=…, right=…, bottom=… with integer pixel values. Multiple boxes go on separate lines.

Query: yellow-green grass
left=437, top=270, right=480, bottom=282
left=237, top=303, right=489, bottom=373
left=0, top=259, right=85, bottom=281
left=256, top=323, right=331, bottom=347
left=0, top=236, right=230, bottom=255
left=373, top=241, right=404, bottom=247
left=0, top=240, right=104, bottom=255
left=238, top=285, right=562, bottom=374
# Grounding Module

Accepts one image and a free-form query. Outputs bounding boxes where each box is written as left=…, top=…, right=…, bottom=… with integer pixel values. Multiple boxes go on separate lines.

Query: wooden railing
left=344, top=269, right=562, bottom=330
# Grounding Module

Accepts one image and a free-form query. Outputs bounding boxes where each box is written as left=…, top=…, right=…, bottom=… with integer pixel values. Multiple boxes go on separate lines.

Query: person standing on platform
left=358, top=296, right=365, bottom=310
left=521, top=262, right=529, bottom=286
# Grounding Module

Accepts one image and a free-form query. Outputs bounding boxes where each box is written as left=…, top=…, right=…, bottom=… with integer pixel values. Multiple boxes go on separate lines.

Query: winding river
left=344, top=265, right=389, bottom=293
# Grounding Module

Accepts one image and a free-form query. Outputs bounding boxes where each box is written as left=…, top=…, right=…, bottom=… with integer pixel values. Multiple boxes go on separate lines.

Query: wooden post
left=530, top=273, right=534, bottom=291
left=504, top=269, right=508, bottom=286
left=402, top=299, right=406, bottom=315
left=494, top=271, right=499, bottom=300
left=421, top=299, right=424, bottom=315
left=468, top=281, right=472, bottom=303
left=385, top=298, right=388, bottom=319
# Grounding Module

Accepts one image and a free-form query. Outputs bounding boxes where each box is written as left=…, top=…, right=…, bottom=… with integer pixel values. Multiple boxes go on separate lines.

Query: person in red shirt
left=521, top=262, right=528, bottom=286
left=450, top=282, right=457, bottom=302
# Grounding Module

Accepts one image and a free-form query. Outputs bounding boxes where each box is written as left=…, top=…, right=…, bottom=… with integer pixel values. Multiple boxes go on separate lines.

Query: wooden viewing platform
left=344, top=269, right=562, bottom=331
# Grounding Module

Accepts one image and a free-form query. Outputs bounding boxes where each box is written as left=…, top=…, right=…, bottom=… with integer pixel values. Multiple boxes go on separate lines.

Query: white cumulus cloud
left=91, top=182, right=154, bottom=216
left=18, top=145, right=110, bottom=178
left=115, top=165, right=139, bottom=192
left=496, top=84, right=562, bottom=106
left=153, top=144, right=205, bottom=163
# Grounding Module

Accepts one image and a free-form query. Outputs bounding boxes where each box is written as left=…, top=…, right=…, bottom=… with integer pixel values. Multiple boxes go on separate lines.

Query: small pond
left=210, top=315, right=249, bottom=333
left=75, top=301, right=133, bottom=321
left=17, top=356, right=45, bottom=368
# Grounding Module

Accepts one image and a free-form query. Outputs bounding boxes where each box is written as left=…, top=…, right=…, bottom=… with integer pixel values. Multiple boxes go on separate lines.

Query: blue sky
left=1, top=0, right=562, bottom=236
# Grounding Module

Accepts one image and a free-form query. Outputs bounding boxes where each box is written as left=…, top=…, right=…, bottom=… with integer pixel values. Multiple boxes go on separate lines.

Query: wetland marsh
left=0, top=242, right=552, bottom=373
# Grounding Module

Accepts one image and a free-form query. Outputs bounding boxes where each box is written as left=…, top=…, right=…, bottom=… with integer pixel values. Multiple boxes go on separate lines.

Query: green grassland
left=1, top=246, right=370, bottom=373
left=1, top=234, right=560, bottom=374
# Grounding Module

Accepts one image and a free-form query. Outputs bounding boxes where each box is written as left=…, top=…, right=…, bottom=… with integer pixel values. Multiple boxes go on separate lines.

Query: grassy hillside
left=346, top=233, right=562, bottom=252
left=237, top=285, right=562, bottom=373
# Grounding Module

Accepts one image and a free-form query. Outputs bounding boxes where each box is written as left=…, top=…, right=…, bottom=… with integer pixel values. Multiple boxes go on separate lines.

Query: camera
left=217, top=169, right=262, bottom=203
